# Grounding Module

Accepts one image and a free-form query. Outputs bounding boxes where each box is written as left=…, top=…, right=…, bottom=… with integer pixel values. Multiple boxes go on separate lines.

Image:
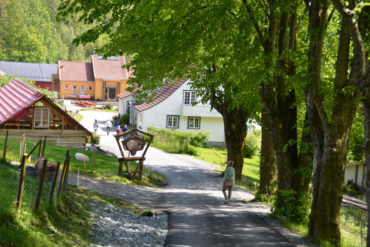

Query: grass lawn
left=0, top=138, right=165, bottom=187
left=0, top=161, right=91, bottom=246
left=0, top=160, right=148, bottom=247
left=190, top=146, right=260, bottom=192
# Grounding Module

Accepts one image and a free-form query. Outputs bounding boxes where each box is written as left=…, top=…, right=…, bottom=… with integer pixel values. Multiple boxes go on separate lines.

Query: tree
left=304, top=0, right=367, bottom=244
left=328, top=0, right=368, bottom=244
left=244, top=0, right=313, bottom=220
left=57, top=0, right=264, bottom=179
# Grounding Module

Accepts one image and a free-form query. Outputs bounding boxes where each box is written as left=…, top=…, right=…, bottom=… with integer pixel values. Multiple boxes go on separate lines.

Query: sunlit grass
left=0, top=138, right=165, bottom=187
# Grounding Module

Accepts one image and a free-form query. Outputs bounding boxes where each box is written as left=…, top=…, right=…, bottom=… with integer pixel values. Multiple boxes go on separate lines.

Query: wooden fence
left=1, top=131, right=71, bottom=213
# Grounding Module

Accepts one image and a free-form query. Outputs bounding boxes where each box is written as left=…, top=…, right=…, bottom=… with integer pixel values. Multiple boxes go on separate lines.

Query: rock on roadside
left=87, top=200, right=167, bottom=247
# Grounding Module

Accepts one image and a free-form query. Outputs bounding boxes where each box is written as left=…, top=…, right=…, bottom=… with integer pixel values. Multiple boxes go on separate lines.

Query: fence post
left=63, top=159, right=70, bottom=191
left=16, top=155, right=27, bottom=212
left=57, top=151, right=70, bottom=198
left=41, top=136, right=47, bottom=155
left=37, top=138, right=42, bottom=158
left=34, top=159, right=48, bottom=212
left=3, top=130, right=8, bottom=160
left=49, top=162, right=61, bottom=204
left=20, top=134, right=25, bottom=160
left=91, top=150, right=95, bottom=174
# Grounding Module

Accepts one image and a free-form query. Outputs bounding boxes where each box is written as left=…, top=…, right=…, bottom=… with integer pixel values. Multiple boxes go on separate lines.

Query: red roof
left=59, top=61, right=94, bottom=82
left=0, top=79, right=44, bottom=124
left=118, top=91, right=133, bottom=99
left=91, top=55, right=128, bottom=81
left=135, top=79, right=187, bottom=112
left=0, top=79, right=91, bottom=135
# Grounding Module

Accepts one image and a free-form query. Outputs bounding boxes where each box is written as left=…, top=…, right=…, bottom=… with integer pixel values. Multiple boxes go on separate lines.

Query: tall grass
left=0, top=161, right=91, bottom=246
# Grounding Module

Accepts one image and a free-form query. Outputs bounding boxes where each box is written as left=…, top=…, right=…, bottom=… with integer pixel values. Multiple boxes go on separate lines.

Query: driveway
left=77, top=110, right=302, bottom=246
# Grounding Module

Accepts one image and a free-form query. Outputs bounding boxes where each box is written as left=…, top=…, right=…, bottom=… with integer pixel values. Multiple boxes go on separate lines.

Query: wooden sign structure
left=114, top=128, right=154, bottom=180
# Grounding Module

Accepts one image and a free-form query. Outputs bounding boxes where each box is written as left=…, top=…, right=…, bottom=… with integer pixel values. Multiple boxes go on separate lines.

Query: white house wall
left=118, top=95, right=134, bottom=116
left=137, top=82, right=225, bottom=144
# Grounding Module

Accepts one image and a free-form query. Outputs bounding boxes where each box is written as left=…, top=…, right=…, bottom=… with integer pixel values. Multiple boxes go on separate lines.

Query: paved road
left=77, top=110, right=302, bottom=246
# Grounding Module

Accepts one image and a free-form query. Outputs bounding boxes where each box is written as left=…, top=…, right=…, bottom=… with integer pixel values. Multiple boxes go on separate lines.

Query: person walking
left=106, top=120, right=113, bottom=136
left=93, top=119, right=99, bottom=133
left=222, top=160, right=235, bottom=204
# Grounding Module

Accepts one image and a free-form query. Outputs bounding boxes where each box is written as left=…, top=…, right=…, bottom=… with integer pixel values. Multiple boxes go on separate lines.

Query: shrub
left=87, top=133, right=100, bottom=145
left=104, top=102, right=113, bottom=110
left=120, top=114, right=130, bottom=125
left=189, top=132, right=209, bottom=147
left=244, top=132, right=260, bottom=158
left=147, top=127, right=208, bottom=154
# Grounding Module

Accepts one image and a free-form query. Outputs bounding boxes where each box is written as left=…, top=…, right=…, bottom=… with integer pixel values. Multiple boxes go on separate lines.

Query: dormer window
left=184, top=90, right=197, bottom=105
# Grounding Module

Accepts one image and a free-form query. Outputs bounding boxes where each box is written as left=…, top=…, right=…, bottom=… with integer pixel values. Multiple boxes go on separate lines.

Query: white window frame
left=166, top=115, right=180, bottom=129
left=33, top=107, right=49, bottom=128
left=183, top=90, right=197, bottom=105
left=64, top=85, right=69, bottom=90
left=188, top=116, right=201, bottom=129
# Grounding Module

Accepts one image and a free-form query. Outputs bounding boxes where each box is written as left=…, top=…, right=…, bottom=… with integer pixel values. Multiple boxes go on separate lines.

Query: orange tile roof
left=135, top=79, right=187, bottom=112
left=91, top=55, right=128, bottom=81
left=59, top=61, right=94, bottom=82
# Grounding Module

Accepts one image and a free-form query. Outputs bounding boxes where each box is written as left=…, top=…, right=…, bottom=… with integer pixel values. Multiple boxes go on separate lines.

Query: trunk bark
left=258, top=106, right=277, bottom=196
left=307, top=1, right=361, bottom=244
left=223, top=109, right=248, bottom=180
left=364, top=93, right=370, bottom=245
left=328, top=2, right=368, bottom=244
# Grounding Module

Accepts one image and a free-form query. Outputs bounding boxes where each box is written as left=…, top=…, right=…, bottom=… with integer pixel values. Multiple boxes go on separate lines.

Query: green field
left=0, top=138, right=165, bottom=187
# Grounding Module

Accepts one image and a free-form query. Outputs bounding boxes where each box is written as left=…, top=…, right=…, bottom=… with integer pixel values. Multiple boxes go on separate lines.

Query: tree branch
left=330, top=0, right=367, bottom=87
left=242, top=0, right=264, bottom=41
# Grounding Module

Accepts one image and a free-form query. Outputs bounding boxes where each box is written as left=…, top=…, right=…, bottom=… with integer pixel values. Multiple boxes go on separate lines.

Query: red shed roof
left=0, top=79, right=44, bottom=124
left=135, top=79, right=187, bottom=112
left=0, top=79, right=91, bottom=135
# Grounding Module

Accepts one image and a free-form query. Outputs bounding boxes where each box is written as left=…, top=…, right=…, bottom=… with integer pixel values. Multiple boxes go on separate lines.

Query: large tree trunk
left=306, top=1, right=361, bottom=244
left=364, top=93, right=370, bottom=245
left=327, top=2, right=368, bottom=243
left=258, top=106, right=277, bottom=196
left=223, top=109, right=248, bottom=180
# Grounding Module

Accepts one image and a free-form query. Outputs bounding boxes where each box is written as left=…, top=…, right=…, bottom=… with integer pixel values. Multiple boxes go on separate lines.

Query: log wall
left=0, top=129, right=87, bottom=148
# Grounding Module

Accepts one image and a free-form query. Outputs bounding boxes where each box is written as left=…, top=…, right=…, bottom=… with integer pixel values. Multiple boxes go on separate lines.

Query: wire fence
left=0, top=133, right=70, bottom=214
left=342, top=205, right=367, bottom=247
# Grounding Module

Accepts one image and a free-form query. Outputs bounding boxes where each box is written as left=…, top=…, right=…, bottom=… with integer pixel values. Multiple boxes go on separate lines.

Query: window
left=183, top=90, right=197, bottom=105
left=80, top=86, right=85, bottom=95
left=166, top=115, right=179, bottom=129
left=188, top=117, right=201, bottom=129
left=34, top=107, right=49, bottom=128
left=88, top=86, right=93, bottom=91
left=72, top=85, right=77, bottom=95
left=64, top=85, right=69, bottom=90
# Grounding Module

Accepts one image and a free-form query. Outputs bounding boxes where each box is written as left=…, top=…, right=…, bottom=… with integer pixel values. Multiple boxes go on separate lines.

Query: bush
left=104, top=102, right=113, bottom=110
left=244, top=132, right=260, bottom=158
left=120, top=114, right=130, bottom=125
left=147, top=127, right=208, bottom=154
left=87, top=133, right=100, bottom=145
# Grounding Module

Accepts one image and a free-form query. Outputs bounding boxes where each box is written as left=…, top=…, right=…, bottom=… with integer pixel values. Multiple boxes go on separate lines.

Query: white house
left=118, top=79, right=225, bottom=146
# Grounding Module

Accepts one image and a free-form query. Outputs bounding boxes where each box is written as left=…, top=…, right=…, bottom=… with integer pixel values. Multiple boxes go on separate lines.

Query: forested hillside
left=0, top=0, right=106, bottom=63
